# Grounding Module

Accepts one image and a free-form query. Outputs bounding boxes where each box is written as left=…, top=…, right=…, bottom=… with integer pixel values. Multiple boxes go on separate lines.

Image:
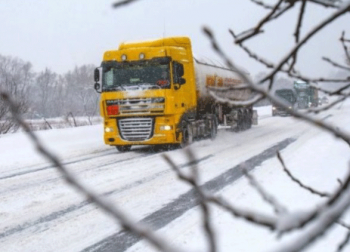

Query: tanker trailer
left=194, top=58, right=255, bottom=131
left=93, top=36, right=256, bottom=151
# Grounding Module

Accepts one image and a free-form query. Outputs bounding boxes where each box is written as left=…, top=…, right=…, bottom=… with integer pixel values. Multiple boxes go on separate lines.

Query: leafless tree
left=30, top=68, right=57, bottom=118
left=64, top=64, right=99, bottom=117
left=0, top=54, right=34, bottom=134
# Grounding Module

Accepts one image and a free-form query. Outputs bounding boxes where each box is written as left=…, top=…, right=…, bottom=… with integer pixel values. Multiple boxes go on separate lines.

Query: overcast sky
left=0, top=0, right=349, bottom=78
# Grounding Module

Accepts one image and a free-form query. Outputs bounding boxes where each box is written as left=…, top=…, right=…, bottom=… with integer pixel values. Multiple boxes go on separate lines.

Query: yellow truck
left=93, top=37, right=254, bottom=152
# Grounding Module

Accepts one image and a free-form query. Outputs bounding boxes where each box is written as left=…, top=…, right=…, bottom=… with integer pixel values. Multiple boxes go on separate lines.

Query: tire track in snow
left=0, top=154, right=213, bottom=240
left=83, top=137, right=296, bottom=252
left=0, top=125, right=293, bottom=239
left=0, top=152, right=155, bottom=196
left=0, top=149, right=119, bottom=181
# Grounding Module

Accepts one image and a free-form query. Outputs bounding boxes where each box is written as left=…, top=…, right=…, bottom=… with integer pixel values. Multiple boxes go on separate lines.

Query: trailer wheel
left=247, top=109, right=252, bottom=129
left=180, top=124, right=193, bottom=148
left=210, top=117, right=218, bottom=140
left=235, top=110, right=243, bottom=132
left=116, top=145, right=132, bottom=152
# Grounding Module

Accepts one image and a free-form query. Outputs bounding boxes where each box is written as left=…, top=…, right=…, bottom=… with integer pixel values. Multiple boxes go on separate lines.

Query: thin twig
left=307, top=95, right=349, bottom=114
left=323, top=57, right=350, bottom=71
left=260, top=3, right=350, bottom=84
left=337, top=230, right=350, bottom=252
left=228, top=28, right=350, bottom=86
left=242, top=168, right=288, bottom=214
left=112, top=0, right=140, bottom=8
left=235, top=0, right=288, bottom=44
left=294, top=0, right=307, bottom=43
left=250, top=0, right=279, bottom=10
left=340, top=31, right=350, bottom=63
left=277, top=151, right=331, bottom=197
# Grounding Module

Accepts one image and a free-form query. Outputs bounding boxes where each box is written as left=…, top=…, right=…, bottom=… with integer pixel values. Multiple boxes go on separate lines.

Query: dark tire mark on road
left=83, top=137, right=296, bottom=252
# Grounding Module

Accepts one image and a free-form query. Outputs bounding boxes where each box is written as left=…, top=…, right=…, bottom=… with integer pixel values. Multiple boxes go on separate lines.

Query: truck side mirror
left=94, top=67, right=102, bottom=93
left=173, top=61, right=185, bottom=88
left=179, top=77, right=186, bottom=85
left=94, top=68, right=100, bottom=82
left=176, top=63, right=184, bottom=77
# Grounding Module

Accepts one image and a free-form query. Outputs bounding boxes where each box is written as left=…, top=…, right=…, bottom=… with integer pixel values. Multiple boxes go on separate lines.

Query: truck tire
left=247, top=109, right=252, bottom=129
left=210, top=116, right=218, bottom=140
left=180, top=124, right=193, bottom=148
left=235, top=110, right=243, bottom=132
left=116, top=145, right=132, bottom=152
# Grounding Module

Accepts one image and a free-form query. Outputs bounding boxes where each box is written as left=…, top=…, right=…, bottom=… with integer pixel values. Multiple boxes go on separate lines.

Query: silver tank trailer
left=193, top=58, right=255, bottom=128
left=193, top=58, right=252, bottom=104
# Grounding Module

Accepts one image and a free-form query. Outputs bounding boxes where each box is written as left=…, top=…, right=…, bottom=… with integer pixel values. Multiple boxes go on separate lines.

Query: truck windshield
left=275, top=90, right=295, bottom=105
left=102, top=61, right=171, bottom=91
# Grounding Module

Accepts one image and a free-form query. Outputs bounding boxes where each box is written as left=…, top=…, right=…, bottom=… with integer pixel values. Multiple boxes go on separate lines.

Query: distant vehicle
left=293, top=81, right=319, bottom=109
left=272, top=89, right=296, bottom=116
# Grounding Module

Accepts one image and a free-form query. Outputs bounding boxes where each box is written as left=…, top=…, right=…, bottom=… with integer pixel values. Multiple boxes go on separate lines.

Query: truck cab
left=272, top=89, right=296, bottom=116
left=94, top=37, right=197, bottom=151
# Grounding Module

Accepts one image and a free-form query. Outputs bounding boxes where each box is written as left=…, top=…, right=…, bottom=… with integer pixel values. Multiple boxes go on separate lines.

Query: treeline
left=0, top=54, right=99, bottom=134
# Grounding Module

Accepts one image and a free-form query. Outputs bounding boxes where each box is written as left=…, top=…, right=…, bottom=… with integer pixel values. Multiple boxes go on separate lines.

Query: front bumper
left=103, top=116, right=179, bottom=146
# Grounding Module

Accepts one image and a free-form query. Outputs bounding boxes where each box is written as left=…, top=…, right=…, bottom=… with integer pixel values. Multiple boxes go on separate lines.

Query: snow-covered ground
left=1, top=100, right=350, bottom=252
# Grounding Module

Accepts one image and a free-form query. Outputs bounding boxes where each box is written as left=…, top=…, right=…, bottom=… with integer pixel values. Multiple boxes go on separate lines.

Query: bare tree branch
left=277, top=151, right=331, bottom=197
left=0, top=90, right=180, bottom=252
left=337, top=230, right=350, bottom=252
left=323, top=57, right=350, bottom=71
left=228, top=29, right=350, bottom=86
left=242, top=168, right=288, bottom=214
left=295, top=1, right=307, bottom=42
left=234, top=0, right=290, bottom=44
left=112, top=0, right=140, bottom=8
left=307, top=94, right=349, bottom=114
left=330, top=83, right=350, bottom=95
left=340, top=31, right=350, bottom=65
left=260, top=3, right=350, bottom=84
left=163, top=150, right=217, bottom=252
left=202, top=29, right=350, bottom=252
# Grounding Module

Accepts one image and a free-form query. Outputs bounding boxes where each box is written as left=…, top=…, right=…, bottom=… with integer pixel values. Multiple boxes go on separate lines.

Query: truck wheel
left=247, top=110, right=252, bottom=129
left=235, top=111, right=243, bottom=132
left=116, top=145, right=132, bottom=152
left=180, top=124, right=193, bottom=148
left=210, top=117, right=218, bottom=140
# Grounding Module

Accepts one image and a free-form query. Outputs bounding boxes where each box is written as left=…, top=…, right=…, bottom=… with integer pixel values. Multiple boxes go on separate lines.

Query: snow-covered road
left=1, top=103, right=350, bottom=252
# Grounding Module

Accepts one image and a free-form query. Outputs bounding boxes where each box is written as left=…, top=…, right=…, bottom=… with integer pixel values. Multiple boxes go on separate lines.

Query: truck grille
left=118, top=117, right=154, bottom=141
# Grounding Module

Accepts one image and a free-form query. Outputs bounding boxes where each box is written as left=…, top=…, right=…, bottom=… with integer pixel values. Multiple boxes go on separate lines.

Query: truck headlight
left=160, top=125, right=173, bottom=131
left=105, top=127, right=114, bottom=133
left=272, top=107, right=276, bottom=110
